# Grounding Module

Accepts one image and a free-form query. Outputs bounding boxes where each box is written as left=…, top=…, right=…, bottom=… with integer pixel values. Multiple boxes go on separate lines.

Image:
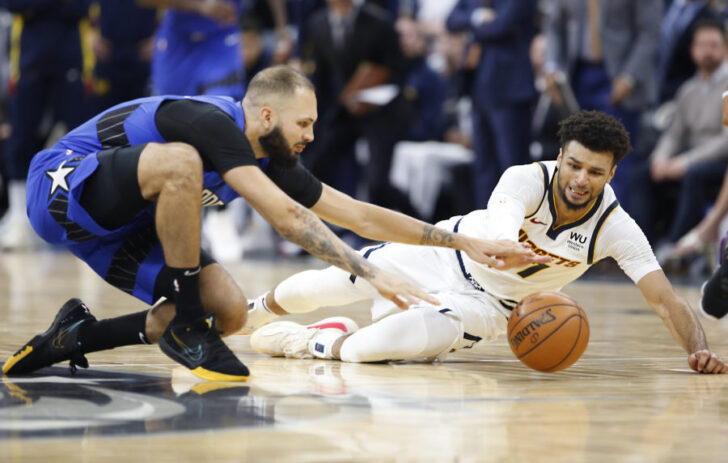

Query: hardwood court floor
left=0, top=250, right=727, bottom=462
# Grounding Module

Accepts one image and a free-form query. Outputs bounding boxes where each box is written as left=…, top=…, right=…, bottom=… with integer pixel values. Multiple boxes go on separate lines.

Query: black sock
left=167, top=265, right=205, bottom=321
left=78, top=310, right=150, bottom=353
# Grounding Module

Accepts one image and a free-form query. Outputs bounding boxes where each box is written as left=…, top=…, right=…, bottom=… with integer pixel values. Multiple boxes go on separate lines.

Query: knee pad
left=340, top=308, right=461, bottom=363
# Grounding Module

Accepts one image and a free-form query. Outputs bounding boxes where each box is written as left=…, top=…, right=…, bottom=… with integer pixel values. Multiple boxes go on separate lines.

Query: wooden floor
left=1, top=250, right=727, bottom=462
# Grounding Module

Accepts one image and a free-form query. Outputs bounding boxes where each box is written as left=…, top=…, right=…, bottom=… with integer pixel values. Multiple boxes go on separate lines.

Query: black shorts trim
left=80, top=144, right=151, bottom=230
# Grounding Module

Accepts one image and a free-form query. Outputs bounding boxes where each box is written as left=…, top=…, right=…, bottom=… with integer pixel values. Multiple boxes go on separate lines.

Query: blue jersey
left=152, top=2, right=244, bottom=97
left=161, top=1, right=242, bottom=37
left=26, top=95, right=254, bottom=303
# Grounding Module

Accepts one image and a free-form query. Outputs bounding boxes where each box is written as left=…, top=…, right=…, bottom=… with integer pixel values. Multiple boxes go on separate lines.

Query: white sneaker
left=250, top=317, right=359, bottom=359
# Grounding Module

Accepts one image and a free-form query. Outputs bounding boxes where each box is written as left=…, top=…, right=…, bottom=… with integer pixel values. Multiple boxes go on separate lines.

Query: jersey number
left=517, top=263, right=550, bottom=279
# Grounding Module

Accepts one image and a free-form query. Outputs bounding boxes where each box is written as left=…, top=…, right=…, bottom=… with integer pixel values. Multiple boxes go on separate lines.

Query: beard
left=556, top=173, right=595, bottom=211
left=697, top=57, right=723, bottom=75
left=259, top=124, right=299, bottom=169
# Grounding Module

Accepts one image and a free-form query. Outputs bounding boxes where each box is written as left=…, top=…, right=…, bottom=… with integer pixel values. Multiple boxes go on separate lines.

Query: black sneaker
left=3, top=298, right=96, bottom=375
left=159, top=314, right=249, bottom=382
left=700, top=238, right=728, bottom=319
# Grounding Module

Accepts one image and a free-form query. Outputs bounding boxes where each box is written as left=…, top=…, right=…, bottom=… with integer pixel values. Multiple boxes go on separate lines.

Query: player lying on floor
left=247, top=111, right=727, bottom=374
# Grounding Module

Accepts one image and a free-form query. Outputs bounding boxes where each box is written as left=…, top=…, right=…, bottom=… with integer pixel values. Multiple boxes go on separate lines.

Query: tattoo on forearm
left=280, top=204, right=377, bottom=279
left=420, top=225, right=456, bottom=247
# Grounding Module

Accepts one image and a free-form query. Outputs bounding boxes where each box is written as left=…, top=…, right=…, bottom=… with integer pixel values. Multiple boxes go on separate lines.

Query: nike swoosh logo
left=170, top=329, right=204, bottom=362
left=183, top=267, right=201, bottom=277
left=530, top=218, right=547, bottom=226
left=51, top=320, right=86, bottom=349
left=184, top=345, right=204, bottom=362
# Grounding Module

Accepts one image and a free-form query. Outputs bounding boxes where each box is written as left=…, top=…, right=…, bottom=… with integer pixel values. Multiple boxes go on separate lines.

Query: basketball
left=507, top=291, right=589, bottom=372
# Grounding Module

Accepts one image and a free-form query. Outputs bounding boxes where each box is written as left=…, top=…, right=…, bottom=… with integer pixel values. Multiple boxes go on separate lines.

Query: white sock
left=244, top=293, right=278, bottom=332
left=308, top=330, right=345, bottom=359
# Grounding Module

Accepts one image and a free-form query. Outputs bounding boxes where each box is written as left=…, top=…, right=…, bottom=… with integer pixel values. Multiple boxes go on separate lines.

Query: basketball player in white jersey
left=248, top=111, right=727, bottom=374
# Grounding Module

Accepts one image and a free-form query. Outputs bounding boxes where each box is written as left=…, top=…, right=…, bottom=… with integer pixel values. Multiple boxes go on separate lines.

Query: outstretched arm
left=310, top=184, right=547, bottom=269
left=224, top=166, right=438, bottom=310
left=637, top=270, right=727, bottom=374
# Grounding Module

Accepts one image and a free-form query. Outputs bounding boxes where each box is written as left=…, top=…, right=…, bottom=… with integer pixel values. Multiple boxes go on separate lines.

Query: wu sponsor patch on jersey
left=567, top=231, right=588, bottom=252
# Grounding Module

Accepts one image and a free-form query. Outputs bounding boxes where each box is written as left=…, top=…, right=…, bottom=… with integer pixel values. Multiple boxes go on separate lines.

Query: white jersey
left=436, top=161, right=661, bottom=307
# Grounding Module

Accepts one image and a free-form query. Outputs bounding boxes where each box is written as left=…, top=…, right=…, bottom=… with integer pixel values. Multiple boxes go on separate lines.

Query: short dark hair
left=557, top=110, right=632, bottom=165
left=692, top=18, right=727, bottom=44
left=246, top=65, right=315, bottom=103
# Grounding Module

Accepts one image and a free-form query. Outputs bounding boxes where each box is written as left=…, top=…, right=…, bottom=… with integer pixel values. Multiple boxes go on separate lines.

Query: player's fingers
left=688, top=353, right=699, bottom=371
left=697, top=352, right=710, bottom=371
left=481, top=255, right=500, bottom=268
left=693, top=351, right=711, bottom=371
left=389, top=294, right=410, bottom=311
left=407, top=287, right=439, bottom=306
left=532, top=254, right=552, bottom=263
left=704, top=354, right=723, bottom=373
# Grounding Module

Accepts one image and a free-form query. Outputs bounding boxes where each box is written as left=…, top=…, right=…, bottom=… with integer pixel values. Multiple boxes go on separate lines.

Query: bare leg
left=137, top=142, right=202, bottom=268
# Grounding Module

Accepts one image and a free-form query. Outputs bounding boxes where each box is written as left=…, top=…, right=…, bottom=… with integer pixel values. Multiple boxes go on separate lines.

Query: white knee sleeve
left=274, top=266, right=376, bottom=314
left=339, top=308, right=461, bottom=363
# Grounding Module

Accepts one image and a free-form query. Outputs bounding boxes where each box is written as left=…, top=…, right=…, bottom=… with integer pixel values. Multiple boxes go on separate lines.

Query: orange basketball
left=507, top=291, right=589, bottom=372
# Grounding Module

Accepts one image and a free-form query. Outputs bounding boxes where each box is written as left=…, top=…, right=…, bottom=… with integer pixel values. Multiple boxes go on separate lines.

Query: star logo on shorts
left=46, top=161, right=76, bottom=197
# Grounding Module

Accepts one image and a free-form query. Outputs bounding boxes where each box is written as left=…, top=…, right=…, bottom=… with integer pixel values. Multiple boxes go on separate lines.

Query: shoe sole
left=189, top=366, right=249, bottom=382
left=2, top=298, right=92, bottom=375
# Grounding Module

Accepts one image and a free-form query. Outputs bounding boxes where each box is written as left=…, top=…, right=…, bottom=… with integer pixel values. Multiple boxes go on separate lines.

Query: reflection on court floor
left=0, top=251, right=727, bottom=461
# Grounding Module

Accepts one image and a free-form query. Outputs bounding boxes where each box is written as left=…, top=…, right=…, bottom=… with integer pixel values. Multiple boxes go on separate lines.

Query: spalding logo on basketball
left=507, top=290, right=589, bottom=372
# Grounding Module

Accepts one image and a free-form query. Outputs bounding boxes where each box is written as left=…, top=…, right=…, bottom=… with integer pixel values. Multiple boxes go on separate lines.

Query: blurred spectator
left=529, top=33, right=579, bottom=162
left=141, top=0, right=291, bottom=98
left=397, top=16, right=447, bottom=141
left=239, top=16, right=274, bottom=86
left=629, top=20, right=728, bottom=258
left=435, top=28, right=478, bottom=148
left=543, top=0, right=662, bottom=212
left=658, top=0, right=721, bottom=104
left=673, top=168, right=728, bottom=259
left=446, top=0, right=538, bottom=209
left=300, top=0, right=415, bottom=214
left=90, top=0, right=157, bottom=112
left=1, top=0, right=92, bottom=250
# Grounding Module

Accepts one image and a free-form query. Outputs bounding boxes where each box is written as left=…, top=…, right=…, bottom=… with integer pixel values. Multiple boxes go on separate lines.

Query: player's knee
left=340, top=309, right=459, bottom=362
left=215, top=293, right=248, bottom=336
left=156, top=142, right=203, bottom=190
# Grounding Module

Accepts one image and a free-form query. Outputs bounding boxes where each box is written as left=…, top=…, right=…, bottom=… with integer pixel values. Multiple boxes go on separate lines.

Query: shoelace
left=281, top=327, right=316, bottom=358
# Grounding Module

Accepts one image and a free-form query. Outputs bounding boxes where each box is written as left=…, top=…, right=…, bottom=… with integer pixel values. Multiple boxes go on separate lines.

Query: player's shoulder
left=504, top=161, right=553, bottom=180
left=595, top=197, right=647, bottom=242
left=499, top=162, right=552, bottom=193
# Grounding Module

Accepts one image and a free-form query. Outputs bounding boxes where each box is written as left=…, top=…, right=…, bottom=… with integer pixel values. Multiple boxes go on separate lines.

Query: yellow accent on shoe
left=189, top=366, right=249, bottom=382
left=2, top=345, right=33, bottom=374
left=190, top=382, right=245, bottom=395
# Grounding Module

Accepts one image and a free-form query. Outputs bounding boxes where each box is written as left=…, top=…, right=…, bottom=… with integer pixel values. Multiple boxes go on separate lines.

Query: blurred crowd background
left=2, top=0, right=728, bottom=281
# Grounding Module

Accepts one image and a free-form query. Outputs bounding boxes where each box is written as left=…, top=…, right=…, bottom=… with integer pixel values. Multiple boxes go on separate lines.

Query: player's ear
left=607, top=164, right=617, bottom=183
left=259, top=106, right=274, bottom=130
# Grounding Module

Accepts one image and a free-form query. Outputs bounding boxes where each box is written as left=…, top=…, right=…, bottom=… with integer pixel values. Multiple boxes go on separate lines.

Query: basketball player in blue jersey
left=141, top=0, right=290, bottom=99
left=2, top=66, right=542, bottom=382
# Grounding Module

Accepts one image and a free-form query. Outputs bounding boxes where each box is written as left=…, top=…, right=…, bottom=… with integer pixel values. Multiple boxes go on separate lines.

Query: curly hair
left=557, top=110, right=632, bottom=165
